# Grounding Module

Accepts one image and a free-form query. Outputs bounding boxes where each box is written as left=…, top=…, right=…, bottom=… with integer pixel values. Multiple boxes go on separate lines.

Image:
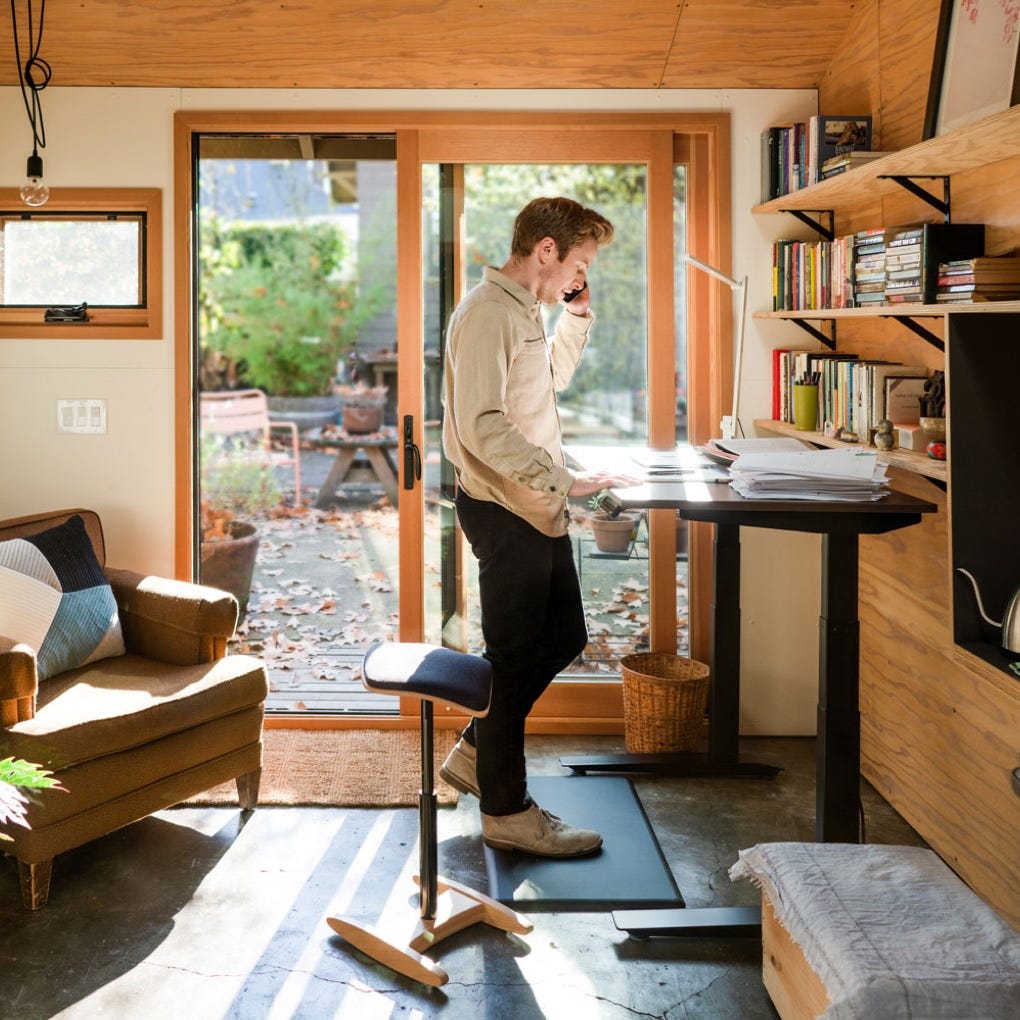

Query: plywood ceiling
left=0, top=0, right=855, bottom=90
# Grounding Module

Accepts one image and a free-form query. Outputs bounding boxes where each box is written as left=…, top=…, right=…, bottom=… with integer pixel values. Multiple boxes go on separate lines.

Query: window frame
left=0, top=188, right=162, bottom=339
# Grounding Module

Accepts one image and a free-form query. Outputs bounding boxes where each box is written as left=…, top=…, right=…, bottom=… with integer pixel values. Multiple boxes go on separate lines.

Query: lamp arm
left=684, top=253, right=742, bottom=291
left=683, top=253, right=748, bottom=439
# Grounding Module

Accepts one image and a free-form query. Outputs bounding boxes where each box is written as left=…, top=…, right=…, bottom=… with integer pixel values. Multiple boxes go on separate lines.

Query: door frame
left=172, top=109, right=731, bottom=728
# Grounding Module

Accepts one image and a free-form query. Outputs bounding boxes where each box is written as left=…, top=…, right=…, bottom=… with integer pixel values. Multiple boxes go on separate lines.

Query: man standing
left=441, top=196, right=637, bottom=857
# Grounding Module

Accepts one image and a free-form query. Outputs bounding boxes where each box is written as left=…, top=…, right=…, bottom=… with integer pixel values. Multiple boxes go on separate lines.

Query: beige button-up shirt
left=442, top=266, right=592, bottom=537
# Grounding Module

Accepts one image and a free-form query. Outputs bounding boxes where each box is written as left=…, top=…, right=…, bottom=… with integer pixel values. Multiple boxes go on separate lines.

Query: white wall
left=0, top=86, right=819, bottom=733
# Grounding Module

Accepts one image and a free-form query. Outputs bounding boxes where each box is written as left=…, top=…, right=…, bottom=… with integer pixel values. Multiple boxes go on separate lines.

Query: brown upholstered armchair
left=0, top=508, right=268, bottom=909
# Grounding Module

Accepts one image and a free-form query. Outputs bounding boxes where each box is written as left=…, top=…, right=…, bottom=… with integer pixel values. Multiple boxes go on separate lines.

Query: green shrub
left=201, top=219, right=383, bottom=397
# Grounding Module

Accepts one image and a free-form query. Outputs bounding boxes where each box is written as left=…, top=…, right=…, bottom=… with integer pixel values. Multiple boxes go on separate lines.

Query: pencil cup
left=793, top=383, right=819, bottom=431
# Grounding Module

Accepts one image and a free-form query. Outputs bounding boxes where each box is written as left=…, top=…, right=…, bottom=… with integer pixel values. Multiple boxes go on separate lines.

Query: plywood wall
left=820, top=0, right=946, bottom=150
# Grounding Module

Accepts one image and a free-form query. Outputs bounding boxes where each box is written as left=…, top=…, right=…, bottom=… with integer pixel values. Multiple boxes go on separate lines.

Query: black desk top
left=603, top=481, right=938, bottom=535
left=566, top=444, right=939, bottom=537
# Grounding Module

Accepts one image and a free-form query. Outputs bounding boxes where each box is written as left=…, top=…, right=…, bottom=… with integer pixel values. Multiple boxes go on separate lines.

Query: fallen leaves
left=229, top=501, right=689, bottom=703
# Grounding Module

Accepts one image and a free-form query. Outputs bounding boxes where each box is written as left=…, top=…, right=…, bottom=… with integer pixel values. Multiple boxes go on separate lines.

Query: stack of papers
left=701, top=436, right=813, bottom=463
left=729, top=447, right=890, bottom=501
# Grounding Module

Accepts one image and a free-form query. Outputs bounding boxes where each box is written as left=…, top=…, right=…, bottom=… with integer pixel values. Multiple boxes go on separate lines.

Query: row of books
left=771, top=223, right=987, bottom=310
left=761, top=114, right=873, bottom=201
left=771, top=235, right=856, bottom=310
left=772, top=348, right=929, bottom=435
left=935, top=256, right=1020, bottom=303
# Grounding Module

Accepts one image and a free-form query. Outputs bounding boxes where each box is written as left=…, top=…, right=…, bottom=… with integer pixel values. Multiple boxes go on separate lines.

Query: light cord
left=10, top=0, right=50, bottom=155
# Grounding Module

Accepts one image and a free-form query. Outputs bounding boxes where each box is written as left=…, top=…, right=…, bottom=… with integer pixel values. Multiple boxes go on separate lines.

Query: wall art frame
left=924, top=0, right=1020, bottom=139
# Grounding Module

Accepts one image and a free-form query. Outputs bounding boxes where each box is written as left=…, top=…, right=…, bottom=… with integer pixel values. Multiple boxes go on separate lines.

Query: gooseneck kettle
left=956, top=568, right=1020, bottom=661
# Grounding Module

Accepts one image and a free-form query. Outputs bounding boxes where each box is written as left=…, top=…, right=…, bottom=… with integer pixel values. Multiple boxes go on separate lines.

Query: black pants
left=455, top=489, right=588, bottom=816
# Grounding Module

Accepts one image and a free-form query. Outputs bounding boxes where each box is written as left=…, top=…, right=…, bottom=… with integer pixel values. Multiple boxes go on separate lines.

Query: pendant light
left=11, top=0, right=52, bottom=207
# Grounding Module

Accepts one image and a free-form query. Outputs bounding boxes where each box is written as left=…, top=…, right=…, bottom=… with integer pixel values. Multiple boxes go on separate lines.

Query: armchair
left=0, top=508, right=268, bottom=909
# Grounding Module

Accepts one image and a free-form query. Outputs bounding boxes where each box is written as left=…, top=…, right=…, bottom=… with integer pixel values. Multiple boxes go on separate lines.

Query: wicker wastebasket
left=620, top=653, right=710, bottom=753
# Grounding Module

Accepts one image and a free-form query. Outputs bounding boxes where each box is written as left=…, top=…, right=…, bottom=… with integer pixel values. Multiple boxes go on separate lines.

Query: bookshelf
left=754, top=102, right=1020, bottom=930
left=754, top=103, right=1020, bottom=481
left=753, top=104, right=1020, bottom=217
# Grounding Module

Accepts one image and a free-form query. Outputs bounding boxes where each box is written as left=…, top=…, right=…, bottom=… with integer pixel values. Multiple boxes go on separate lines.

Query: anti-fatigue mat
left=483, top=775, right=684, bottom=912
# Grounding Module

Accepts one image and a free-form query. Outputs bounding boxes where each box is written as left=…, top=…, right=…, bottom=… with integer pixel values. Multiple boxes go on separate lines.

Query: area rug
left=182, top=727, right=460, bottom=807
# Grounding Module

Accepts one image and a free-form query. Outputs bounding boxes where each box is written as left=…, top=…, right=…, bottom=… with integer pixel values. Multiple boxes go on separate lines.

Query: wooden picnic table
left=311, top=429, right=399, bottom=507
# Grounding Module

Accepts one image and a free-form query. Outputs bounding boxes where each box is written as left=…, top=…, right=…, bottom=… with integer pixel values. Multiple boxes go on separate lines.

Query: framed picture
left=925, top=0, right=1020, bottom=138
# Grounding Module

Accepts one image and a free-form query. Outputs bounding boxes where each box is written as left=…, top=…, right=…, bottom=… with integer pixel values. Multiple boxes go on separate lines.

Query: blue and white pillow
left=0, top=514, right=125, bottom=681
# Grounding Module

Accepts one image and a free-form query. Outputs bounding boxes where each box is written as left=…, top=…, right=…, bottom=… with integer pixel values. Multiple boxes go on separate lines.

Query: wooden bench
left=200, top=389, right=301, bottom=506
left=731, top=842, right=1020, bottom=1019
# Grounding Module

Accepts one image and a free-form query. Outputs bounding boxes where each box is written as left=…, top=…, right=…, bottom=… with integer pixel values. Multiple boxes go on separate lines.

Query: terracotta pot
left=342, top=404, right=384, bottom=434
left=590, top=513, right=639, bottom=553
left=200, top=520, right=258, bottom=617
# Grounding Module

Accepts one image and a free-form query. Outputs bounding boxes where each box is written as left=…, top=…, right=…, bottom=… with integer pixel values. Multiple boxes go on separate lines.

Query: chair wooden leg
left=19, top=858, right=52, bottom=911
left=235, top=767, right=261, bottom=810
left=327, top=878, right=533, bottom=987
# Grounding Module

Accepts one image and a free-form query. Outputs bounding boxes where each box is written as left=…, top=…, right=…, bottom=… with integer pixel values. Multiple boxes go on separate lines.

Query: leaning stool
left=327, top=642, right=533, bottom=987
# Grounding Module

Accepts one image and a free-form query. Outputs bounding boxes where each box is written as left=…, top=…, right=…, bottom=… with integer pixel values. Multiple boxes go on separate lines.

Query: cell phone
left=562, top=283, right=588, bottom=304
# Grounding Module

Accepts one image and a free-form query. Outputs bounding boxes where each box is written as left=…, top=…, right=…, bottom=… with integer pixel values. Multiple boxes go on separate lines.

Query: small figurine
left=874, top=418, right=895, bottom=451
left=920, top=370, right=946, bottom=418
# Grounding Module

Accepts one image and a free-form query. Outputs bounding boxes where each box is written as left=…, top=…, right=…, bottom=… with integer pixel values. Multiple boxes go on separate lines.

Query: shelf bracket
left=888, top=315, right=945, bottom=351
left=877, top=175, right=951, bottom=222
left=786, top=209, right=834, bottom=242
left=790, top=317, right=836, bottom=349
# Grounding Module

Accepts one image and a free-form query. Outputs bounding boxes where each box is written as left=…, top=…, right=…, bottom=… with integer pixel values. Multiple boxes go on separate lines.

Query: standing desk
left=558, top=463, right=937, bottom=936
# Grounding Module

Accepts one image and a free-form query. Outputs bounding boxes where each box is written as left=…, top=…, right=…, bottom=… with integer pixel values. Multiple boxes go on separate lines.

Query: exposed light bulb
left=20, top=151, right=49, bottom=207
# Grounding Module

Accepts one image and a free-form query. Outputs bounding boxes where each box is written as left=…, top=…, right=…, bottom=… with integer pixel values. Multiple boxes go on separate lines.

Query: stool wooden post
left=327, top=642, right=532, bottom=987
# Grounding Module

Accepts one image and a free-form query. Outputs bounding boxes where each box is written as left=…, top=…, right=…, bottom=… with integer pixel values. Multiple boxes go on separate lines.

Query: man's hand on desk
left=567, top=471, right=642, bottom=498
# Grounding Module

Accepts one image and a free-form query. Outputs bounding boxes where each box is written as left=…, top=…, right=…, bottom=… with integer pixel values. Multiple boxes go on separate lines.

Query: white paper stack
left=729, top=447, right=890, bottom=501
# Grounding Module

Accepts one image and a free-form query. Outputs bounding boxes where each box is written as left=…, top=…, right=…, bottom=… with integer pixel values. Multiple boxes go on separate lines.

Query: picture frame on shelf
left=925, top=0, right=1020, bottom=138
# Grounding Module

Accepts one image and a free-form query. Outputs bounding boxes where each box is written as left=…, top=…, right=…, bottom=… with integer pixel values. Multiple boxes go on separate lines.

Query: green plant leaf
left=0, top=756, right=63, bottom=791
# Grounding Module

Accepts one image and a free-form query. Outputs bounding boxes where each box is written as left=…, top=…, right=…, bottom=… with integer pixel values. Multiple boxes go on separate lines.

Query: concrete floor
left=0, top=734, right=926, bottom=1020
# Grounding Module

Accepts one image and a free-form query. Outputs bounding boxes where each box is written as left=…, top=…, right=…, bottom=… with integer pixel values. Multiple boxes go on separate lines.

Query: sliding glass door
left=410, top=128, right=688, bottom=723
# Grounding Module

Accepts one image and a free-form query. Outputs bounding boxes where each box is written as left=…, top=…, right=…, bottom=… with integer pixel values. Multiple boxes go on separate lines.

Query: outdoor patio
left=223, top=442, right=687, bottom=716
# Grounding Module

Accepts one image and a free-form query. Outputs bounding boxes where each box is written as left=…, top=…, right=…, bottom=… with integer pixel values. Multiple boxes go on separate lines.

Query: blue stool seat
left=361, top=642, right=492, bottom=717
left=327, top=642, right=530, bottom=987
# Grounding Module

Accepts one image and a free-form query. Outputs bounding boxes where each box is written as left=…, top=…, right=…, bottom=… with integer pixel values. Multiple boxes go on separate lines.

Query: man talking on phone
left=441, top=196, right=638, bottom=857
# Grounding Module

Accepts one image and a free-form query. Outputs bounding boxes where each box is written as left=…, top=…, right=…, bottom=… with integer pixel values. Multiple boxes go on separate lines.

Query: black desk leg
left=559, top=519, right=778, bottom=780
left=817, top=532, right=862, bottom=843
left=710, top=522, right=741, bottom=766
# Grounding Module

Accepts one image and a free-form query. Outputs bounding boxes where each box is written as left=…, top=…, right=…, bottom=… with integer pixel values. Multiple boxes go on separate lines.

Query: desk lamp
left=684, top=254, right=747, bottom=441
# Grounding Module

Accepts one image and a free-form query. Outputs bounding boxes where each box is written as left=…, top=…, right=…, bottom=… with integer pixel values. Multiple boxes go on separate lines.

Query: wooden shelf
left=753, top=419, right=947, bottom=483
left=755, top=301, right=1020, bottom=321
left=753, top=105, right=1020, bottom=216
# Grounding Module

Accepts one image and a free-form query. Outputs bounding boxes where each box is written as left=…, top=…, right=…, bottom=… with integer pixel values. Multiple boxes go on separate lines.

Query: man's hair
left=509, top=197, right=614, bottom=260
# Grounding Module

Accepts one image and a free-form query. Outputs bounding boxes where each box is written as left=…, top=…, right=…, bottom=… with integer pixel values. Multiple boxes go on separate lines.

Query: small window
left=0, top=188, right=162, bottom=339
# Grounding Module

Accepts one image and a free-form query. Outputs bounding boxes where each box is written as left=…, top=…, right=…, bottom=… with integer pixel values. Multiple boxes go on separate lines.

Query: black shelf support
left=786, top=208, right=835, bottom=242
left=789, top=317, right=836, bottom=349
left=887, top=314, right=945, bottom=351
left=877, top=175, right=951, bottom=222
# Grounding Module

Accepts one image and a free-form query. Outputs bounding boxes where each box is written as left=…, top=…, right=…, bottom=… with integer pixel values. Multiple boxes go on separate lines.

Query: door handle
left=403, top=414, right=422, bottom=490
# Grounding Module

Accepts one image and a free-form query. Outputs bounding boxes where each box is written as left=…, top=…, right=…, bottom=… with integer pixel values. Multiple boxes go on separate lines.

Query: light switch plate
left=57, top=398, right=107, bottom=434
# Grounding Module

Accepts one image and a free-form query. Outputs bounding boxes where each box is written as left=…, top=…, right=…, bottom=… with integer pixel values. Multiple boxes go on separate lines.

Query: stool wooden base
left=328, top=875, right=533, bottom=987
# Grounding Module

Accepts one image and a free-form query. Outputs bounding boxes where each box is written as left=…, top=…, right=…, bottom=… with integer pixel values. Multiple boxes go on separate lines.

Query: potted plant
left=199, top=433, right=283, bottom=616
left=587, top=492, right=642, bottom=554
left=334, top=383, right=388, bottom=434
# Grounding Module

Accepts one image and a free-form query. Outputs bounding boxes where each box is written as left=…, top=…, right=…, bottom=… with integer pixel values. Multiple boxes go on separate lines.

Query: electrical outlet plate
left=57, top=398, right=107, bottom=434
